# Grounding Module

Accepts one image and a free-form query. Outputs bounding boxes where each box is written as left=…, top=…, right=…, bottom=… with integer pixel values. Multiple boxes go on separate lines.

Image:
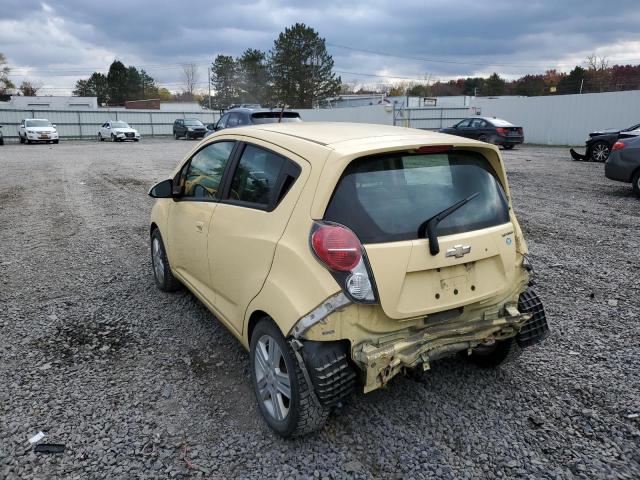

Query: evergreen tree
left=237, top=49, right=270, bottom=105
left=211, top=55, right=240, bottom=108
left=269, top=23, right=340, bottom=108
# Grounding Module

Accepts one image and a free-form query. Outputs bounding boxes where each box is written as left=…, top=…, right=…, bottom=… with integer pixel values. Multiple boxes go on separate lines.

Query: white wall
left=472, top=90, right=640, bottom=145
left=298, top=104, right=393, bottom=125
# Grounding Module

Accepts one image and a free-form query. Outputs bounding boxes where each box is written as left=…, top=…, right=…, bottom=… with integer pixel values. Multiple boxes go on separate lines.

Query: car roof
left=24, top=118, right=50, bottom=121
left=222, top=122, right=495, bottom=154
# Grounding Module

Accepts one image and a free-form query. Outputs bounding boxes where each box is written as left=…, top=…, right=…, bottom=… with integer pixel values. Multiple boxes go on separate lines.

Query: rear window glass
left=250, top=112, right=301, bottom=124
left=488, top=118, right=514, bottom=127
left=324, top=151, right=510, bottom=243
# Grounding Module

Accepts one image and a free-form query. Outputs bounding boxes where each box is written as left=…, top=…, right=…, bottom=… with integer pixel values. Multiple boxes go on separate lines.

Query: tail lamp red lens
left=311, top=224, right=362, bottom=271
left=416, top=145, right=453, bottom=154
left=612, top=141, right=625, bottom=151
left=495, top=127, right=507, bottom=135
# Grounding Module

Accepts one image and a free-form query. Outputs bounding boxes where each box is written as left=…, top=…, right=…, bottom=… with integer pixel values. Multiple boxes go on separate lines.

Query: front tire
left=250, top=319, right=328, bottom=437
left=111, top=134, right=116, bottom=142
left=632, top=170, right=640, bottom=197
left=19, top=134, right=25, bottom=144
left=590, top=141, right=610, bottom=162
left=98, top=133, right=103, bottom=142
left=150, top=229, right=181, bottom=292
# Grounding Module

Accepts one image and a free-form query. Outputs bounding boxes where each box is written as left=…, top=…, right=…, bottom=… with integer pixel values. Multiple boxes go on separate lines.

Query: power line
left=327, top=42, right=640, bottom=69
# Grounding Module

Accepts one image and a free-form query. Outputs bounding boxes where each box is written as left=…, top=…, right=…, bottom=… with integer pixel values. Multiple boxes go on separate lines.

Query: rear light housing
left=310, top=221, right=377, bottom=303
left=612, top=141, right=625, bottom=151
left=495, top=127, right=507, bottom=135
left=517, top=127, right=523, bottom=135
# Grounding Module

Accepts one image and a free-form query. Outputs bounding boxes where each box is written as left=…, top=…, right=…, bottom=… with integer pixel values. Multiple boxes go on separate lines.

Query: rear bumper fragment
left=353, top=304, right=531, bottom=393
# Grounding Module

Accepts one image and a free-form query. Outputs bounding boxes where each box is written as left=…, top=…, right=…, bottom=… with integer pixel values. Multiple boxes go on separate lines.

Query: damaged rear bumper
left=353, top=305, right=530, bottom=393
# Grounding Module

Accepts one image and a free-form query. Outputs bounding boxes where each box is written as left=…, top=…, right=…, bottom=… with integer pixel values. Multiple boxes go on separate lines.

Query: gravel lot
left=0, top=138, right=639, bottom=480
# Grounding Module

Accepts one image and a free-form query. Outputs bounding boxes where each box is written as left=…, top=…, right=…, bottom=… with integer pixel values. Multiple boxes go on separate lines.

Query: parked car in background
left=18, top=118, right=59, bottom=144
left=148, top=122, right=548, bottom=437
left=570, top=122, right=640, bottom=162
left=605, top=135, right=640, bottom=196
left=97, top=121, right=141, bottom=142
left=206, top=107, right=301, bottom=136
left=439, top=117, right=523, bottom=149
left=173, top=119, right=207, bottom=140
left=0, top=125, right=4, bottom=146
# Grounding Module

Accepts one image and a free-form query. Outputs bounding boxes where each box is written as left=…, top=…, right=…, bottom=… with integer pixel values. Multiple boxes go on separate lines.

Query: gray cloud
left=2, top=0, right=640, bottom=93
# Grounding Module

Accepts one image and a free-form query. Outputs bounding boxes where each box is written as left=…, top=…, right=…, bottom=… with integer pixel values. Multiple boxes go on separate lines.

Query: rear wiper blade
left=418, top=192, right=480, bottom=255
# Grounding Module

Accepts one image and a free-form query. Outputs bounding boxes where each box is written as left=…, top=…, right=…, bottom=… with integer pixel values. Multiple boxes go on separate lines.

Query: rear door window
left=324, top=151, right=510, bottom=243
left=227, top=144, right=300, bottom=209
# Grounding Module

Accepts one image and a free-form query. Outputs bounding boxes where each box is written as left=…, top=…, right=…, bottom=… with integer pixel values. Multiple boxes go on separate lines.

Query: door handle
left=195, top=221, right=204, bottom=232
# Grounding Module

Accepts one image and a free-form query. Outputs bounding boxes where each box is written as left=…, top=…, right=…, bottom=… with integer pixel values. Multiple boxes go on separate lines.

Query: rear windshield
left=324, top=150, right=510, bottom=243
left=250, top=112, right=301, bottom=124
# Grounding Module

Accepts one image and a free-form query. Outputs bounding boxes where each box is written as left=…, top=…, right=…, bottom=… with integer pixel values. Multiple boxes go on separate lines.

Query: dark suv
left=173, top=118, right=208, bottom=140
left=208, top=108, right=301, bottom=136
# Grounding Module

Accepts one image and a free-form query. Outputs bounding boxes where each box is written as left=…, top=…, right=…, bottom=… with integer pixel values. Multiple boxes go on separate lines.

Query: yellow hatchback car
left=149, top=123, right=548, bottom=437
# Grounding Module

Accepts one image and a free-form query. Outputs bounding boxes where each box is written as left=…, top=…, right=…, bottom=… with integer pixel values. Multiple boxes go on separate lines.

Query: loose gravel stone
left=0, top=140, right=639, bottom=479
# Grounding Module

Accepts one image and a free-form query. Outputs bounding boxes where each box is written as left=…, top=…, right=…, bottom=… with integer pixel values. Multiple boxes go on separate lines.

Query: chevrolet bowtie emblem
left=445, top=245, right=471, bottom=258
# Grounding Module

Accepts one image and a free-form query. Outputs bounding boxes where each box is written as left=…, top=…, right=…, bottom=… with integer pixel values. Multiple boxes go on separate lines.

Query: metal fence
left=0, top=108, right=220, bottom=141
left=392, top=106, right=471, bottom=129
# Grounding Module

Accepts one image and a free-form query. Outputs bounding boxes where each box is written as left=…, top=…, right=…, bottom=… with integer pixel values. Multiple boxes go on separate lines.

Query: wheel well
left=247, top=310, right=270, bottom=343
left=632, top=166, right=640, bottom=183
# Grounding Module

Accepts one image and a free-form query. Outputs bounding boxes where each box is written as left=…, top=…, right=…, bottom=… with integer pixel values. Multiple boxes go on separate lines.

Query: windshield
left=26, top=120, right=52, bottom=128
left=250, top=112, right=301, bottom=124
left=324, top=151, right=510, bottom=243
left=184, top=119, right=204, bottom=126
left=111, top=122, right=129, bottom=128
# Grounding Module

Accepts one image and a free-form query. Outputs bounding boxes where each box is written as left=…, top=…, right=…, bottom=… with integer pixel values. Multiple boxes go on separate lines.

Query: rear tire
left=503, top=145, right=514, bottom=150
left=174, top=131, right=179, bottom=140
left=632, top=170, right=640, bottom=197
left=150, top=229, right=181, bottom=292
left=478, top=134, right=488, bottom=143
left=250, top=319, right=328, bottom=437
left=466, top=337, right=520, bottom=368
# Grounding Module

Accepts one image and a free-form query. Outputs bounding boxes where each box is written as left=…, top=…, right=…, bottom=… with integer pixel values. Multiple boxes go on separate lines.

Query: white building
left=0, top=95, right=98, bottom=109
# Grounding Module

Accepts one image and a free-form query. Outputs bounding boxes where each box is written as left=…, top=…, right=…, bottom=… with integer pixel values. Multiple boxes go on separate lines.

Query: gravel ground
left=0, top=139, right=638, bottom=480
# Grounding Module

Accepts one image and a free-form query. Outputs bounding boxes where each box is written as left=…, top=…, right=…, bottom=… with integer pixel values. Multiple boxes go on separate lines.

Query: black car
left=439, top=116, right=524, bottom=149
left=0, top=125, right=4, bottom=146
left=173, top=118, right=208, bottom=140
left=570, top=123, right=640, bottom=162
left=208, top=107, right=301, bottom=136
left=605, top=135, right=640, bottom=196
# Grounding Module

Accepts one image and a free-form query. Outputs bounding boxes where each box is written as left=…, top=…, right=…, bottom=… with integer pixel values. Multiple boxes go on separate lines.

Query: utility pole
left=208, top=66, right=212, bottom=110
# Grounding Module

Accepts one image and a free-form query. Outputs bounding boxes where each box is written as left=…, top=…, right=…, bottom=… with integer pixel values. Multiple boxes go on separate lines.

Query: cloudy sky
left=2, top=0, right=640, bottom=95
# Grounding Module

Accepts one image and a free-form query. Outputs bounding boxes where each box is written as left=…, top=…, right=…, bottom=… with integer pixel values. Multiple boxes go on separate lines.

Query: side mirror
left=106, top=125, right=111, bottom=129
left=52, top=124, right=57, bottom=128
left=148, top=179, right=173, bottom=198
left=206, top=124, right=215, bottom=130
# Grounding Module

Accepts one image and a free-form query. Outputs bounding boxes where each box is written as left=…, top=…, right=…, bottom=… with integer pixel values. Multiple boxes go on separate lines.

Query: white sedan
left=18, top=119, right=59, bottom=144
left=98, top=121, right=141, bottom=142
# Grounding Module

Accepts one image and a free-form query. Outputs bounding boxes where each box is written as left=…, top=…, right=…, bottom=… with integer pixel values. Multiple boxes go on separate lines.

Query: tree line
left=381, top=56, right=640, bottom=98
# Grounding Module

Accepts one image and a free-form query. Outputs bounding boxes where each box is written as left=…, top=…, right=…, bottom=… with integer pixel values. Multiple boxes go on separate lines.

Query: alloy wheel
left=254, top=335, right=292, bottom=421
left=152, top=238, right=165, bottom=284
left=592, top=143, right=610, bottom=162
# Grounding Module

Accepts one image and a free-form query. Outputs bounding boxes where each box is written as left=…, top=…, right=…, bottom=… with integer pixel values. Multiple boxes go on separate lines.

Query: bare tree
left=586, top=54, right=610, bottom=92
left=182, top=63, right=199, bottom=99
left=19, top=80, right=43, bottom=96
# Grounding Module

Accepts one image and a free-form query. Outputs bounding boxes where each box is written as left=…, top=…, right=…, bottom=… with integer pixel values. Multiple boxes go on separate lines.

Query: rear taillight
left=310, top=222, right=376, bottom=302
left=311, top=224, right=361, bottom=271
left=612, top=141, right=625, bottom=151
left=517, top=127, right=523, bottom=134
left=495, top=127, right=507, bottom=135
